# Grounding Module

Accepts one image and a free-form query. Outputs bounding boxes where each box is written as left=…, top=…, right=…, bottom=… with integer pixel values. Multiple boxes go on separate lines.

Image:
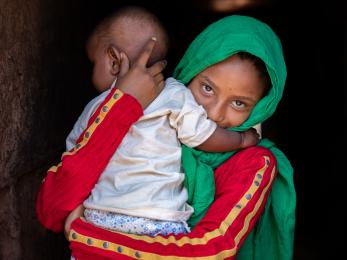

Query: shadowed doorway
left=0, top=0, right=345, bottom=259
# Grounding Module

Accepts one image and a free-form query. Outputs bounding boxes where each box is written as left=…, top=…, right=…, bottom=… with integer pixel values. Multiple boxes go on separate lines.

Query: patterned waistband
left=84, top=208, right=189, bottom=236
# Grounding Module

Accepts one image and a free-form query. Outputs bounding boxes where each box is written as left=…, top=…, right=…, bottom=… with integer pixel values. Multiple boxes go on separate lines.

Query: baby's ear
left=107, top=45, right=121, bottom=76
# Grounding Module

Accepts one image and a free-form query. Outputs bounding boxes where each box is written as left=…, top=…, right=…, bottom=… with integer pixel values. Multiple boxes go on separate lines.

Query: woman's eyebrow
left=199, top=75, right=218, bottom=89
left=200, top=74, right=257, bottom=104
left=232, top=95, right=257, bottom=104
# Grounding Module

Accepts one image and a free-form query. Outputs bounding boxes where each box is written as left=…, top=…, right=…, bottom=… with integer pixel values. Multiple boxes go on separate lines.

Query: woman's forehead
left=198, top=56, right=266, bottom=99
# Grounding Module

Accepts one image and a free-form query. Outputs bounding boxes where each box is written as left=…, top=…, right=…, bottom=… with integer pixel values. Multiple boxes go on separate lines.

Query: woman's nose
left=206, top=104, right=224, bottom=123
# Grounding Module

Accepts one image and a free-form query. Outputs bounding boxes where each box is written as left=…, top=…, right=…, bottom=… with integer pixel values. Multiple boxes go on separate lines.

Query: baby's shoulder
left=83, top=89, right=111, bottom=112
left=163, top=77, right=191, bottom=96
left=144, top=78, right=193, bottom=114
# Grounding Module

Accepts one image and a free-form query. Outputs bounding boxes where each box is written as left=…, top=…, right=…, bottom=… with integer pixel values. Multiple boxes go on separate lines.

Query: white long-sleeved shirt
left=66, top=77, right=217, bottom=222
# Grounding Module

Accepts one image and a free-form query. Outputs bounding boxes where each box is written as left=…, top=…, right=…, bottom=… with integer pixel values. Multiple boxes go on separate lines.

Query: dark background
left=0, top=0, right=346, bottom=259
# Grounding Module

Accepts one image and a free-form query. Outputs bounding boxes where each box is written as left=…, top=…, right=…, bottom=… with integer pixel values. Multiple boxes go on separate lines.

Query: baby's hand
left=240, top=128, right=260, bottom=148
left=117, top=37, right=167, bottom=109
left=64, top=204, right=85, bottom=240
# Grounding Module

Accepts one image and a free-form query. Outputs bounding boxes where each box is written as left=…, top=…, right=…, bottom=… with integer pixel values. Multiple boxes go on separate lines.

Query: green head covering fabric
left=173, top=15, right=296, bottom=260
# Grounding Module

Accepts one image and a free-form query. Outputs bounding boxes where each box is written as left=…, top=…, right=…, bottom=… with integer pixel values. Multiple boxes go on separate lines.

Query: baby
left=65, top=6, right=259, bottom=237
left=85, top=6, right=168, bottom=93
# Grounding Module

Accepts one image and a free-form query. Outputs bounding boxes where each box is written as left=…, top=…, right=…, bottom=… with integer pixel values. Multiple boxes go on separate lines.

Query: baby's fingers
left=154, top=73, right=165, bottom=94
left=148, top=60, right=167, bottom=76
left=154, top=73, right=164, bottom=85
left=135, top=37, right=157, bottom=67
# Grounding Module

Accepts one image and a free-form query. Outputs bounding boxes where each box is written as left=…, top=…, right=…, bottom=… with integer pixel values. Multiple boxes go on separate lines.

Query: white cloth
left=66, top=78, right=217, bottom=222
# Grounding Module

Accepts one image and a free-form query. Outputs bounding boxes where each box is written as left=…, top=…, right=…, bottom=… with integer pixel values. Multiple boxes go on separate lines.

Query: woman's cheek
left=225, top=110, right=249, bottom=127
left=192, top=91, right=207, bottom=107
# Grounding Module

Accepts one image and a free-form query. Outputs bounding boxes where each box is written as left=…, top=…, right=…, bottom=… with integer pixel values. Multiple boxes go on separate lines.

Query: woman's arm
left=68, top=146, right=277, bottom=259
left=36, top=88, right=143, bottom=232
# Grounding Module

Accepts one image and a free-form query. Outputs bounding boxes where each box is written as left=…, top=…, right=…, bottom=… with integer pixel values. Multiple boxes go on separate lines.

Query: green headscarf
left=173, top=15, right=296, bottom=260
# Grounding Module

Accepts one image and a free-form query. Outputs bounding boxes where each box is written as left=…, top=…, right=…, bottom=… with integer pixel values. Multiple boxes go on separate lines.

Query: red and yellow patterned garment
left=36, top=88, right=276, bottom=259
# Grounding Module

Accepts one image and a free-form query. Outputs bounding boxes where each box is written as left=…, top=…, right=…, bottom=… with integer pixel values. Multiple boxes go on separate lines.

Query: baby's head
left=86, top=6, right=169, bottom=92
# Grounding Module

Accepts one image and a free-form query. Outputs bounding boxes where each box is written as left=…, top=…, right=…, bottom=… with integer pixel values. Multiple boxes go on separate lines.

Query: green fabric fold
left=174, top=15, right=296, bottom=260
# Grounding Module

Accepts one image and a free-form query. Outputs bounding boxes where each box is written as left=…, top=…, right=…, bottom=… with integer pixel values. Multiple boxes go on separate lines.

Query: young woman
left=37, top=15, right=295, bottom=260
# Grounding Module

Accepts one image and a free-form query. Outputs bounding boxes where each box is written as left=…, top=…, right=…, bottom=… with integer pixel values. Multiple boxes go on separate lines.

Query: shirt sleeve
left=66, top=90, right=111, bottom=151
left=169, top=88, right=217, bottom=148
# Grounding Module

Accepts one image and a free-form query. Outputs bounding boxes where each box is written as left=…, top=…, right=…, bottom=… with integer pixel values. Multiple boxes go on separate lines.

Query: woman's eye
left=201, top=84, right=214, bottom=94
left=231, top=100, right=245, bottom=108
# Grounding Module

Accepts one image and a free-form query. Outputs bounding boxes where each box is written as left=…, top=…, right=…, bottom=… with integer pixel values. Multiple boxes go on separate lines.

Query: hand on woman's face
left=188, top=55, right=267, bottom=128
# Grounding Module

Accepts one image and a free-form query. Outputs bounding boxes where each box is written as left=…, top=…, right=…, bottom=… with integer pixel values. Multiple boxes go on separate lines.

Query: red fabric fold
left=36, top=89, right=143, bottom=232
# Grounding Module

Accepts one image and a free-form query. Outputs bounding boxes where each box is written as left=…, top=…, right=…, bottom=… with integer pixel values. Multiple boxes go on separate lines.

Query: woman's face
left=188, top=55, right=267, bottom=128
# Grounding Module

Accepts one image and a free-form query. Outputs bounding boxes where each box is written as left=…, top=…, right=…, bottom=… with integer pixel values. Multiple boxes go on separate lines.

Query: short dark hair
left=90, top=6, right=169, bottom=65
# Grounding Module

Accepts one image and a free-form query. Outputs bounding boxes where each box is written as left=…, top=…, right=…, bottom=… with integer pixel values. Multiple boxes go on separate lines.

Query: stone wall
left=0, top=0, right=91, bottom=258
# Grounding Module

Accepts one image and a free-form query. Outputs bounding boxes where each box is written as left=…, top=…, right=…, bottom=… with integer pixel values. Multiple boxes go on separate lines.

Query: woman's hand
left=117, top=37, right=167, bottom=109
left=64, top=204, right=85, bottom=240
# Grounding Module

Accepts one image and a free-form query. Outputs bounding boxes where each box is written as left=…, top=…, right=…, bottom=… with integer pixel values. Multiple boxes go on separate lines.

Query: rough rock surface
left=0, top=0, right=92, bottom=258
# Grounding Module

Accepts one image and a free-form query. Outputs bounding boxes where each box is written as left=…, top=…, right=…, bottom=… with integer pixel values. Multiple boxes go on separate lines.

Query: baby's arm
left=196, top=127, right=259, bottom=152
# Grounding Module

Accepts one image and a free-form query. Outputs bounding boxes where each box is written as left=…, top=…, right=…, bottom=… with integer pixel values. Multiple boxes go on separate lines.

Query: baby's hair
left=90, top=6, right=169, bottom=65
left=236, top=52, right=271, bottom=94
